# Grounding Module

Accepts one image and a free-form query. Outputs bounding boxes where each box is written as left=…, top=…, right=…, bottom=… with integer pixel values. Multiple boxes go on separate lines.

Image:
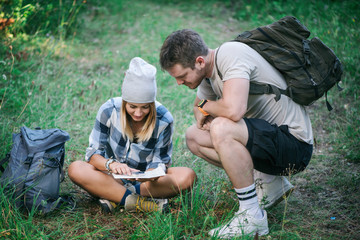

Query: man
left=159, top=29, right=313, bottom=238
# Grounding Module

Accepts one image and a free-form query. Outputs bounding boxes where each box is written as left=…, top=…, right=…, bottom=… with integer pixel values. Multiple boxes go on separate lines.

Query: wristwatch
left=105, top=157, right=115, bottom=172
left=197, top=99, right=209, bottom=116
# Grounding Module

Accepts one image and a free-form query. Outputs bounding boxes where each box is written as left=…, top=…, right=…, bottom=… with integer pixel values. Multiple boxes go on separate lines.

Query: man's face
left=167, top=63, right=205, bottom=89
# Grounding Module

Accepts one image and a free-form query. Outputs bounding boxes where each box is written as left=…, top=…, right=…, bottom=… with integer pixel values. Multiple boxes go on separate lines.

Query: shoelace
left=135, top=196, right=158, bottom=212
left=110, top=201, right=117, bottom=209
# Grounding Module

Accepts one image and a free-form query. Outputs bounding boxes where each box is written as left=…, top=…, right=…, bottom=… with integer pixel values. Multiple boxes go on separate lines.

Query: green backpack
left=215, top=16, right=343, bottom=110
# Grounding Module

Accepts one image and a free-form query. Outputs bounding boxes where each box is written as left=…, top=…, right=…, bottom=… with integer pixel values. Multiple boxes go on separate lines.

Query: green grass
left=1, top=0, right=359, bottom=239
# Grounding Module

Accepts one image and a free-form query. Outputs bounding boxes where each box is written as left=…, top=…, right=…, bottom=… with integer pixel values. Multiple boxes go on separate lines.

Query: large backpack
left=0, top=126, right=73, bottom=214
left=215, top=16, right=343, bottom=111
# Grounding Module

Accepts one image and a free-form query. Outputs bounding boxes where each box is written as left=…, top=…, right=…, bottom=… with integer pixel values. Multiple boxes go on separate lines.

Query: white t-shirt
left=197, top=42, right=313, bottom=144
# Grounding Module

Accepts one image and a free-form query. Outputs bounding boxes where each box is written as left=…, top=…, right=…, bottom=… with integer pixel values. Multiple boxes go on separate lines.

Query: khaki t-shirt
left=197, top=42, right=313, bottom=144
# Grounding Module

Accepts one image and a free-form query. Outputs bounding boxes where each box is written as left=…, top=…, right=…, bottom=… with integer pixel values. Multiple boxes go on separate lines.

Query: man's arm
left=193, top=96, right=203, bottom=120
left=200, top=78, right=249, bottom=122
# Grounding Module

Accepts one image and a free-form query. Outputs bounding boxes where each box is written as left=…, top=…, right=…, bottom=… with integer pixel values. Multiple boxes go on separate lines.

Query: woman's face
left=125, top=102, right=151, bottom=122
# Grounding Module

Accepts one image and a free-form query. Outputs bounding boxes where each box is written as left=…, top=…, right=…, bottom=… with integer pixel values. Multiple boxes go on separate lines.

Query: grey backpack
left=0, top=126, right=73, bottom=214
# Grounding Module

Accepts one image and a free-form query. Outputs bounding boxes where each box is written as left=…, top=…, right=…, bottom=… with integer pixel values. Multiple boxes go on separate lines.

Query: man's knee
left=209, top=117, right=232, bottom=140
left=210, top=117, right=247, bottom=147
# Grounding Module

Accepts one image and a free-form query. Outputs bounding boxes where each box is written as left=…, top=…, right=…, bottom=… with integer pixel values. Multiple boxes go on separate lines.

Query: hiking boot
left=255, top=175, right=294, bottom=209
left=153, top=198, right=170, bottom=213
left=99, top=199, right=117, bottom=213
left=208, top=209, right=269, bottom=238
left=124, top=193, right=169, bottom=213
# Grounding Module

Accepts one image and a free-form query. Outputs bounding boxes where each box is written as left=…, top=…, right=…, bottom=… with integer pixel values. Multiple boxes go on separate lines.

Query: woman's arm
left=89, top=154, right=138, bottom=175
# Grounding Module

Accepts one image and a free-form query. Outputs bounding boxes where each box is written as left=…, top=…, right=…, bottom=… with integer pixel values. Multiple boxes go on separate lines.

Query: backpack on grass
left=0, top=126, right=74, bottom=214
left=215, top=16, right=343, bottom=110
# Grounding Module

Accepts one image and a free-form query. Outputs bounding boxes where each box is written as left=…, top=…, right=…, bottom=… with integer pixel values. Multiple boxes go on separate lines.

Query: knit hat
left=121, top=57, right=157, bottom=103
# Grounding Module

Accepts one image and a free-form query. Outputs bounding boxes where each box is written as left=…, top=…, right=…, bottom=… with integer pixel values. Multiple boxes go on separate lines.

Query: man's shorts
left=244, top=118, right=313, bottom=176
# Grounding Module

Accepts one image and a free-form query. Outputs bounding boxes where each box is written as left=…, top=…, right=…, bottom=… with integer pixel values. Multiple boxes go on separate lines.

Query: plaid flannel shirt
left=85, top=97, right=173, bottom=171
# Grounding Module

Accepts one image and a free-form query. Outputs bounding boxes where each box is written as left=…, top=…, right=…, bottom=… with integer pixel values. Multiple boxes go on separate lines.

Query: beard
left=188, top=69, right=207, bottom=89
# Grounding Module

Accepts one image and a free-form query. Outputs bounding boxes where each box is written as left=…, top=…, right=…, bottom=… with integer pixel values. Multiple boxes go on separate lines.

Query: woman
left=68, top=57, right=196, bottom=213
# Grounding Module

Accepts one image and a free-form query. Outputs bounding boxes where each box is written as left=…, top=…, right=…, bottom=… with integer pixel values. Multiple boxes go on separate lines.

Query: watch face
left=198, top=99, right=208, bottom=108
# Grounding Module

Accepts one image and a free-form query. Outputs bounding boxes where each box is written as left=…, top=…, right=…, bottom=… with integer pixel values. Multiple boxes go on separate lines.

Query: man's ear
left=195, top=56, right=205, bottom=70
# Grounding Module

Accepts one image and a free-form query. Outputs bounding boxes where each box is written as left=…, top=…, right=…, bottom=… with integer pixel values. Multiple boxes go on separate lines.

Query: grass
left=1, top=0, right=359, bottom=239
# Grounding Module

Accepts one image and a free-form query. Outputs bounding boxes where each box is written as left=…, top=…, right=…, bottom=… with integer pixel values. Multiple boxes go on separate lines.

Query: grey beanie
left=121, top=57, right=157, bottom=103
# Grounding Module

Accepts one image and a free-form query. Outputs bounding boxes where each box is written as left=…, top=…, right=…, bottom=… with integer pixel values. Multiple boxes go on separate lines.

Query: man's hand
left=197, top=115, right=214, bottom=131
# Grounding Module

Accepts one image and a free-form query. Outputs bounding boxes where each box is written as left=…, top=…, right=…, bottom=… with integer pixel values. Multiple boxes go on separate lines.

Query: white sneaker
left=255, top=175, right=294, bottom=209
left=208, top=209, right=269, bottom=238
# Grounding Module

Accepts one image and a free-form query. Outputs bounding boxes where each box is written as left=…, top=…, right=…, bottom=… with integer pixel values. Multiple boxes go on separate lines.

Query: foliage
left=0, top=0, right=85, bottom=38
left=0, top=184, right=44, bottom=239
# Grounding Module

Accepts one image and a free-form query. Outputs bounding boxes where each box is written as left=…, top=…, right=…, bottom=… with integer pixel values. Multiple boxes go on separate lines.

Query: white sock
left=235, top=183, right=264, bottom=219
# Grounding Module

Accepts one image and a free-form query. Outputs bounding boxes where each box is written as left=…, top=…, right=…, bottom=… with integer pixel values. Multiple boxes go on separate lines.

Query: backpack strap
left=249, top=83, right=285, bottom=102
left=214, top=45, right=223, bottom=80
left=59, top=148, right=65, bottom=182
left=0, top=153, right=10, bottom=172
left=42, top=145, right=66, bottom=182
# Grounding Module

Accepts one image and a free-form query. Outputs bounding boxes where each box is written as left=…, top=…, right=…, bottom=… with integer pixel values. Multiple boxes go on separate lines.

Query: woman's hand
left=135, top=176, right=160, bottom=183
left=109, top=162, right=139, bottom=176
left=135, top=168, right=160, bottom=182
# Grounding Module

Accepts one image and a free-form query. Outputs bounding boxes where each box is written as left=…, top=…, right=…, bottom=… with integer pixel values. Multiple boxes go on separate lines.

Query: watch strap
left=197, top=99, right=209, bottom=116
left=198, top=107, right=209, bottom=116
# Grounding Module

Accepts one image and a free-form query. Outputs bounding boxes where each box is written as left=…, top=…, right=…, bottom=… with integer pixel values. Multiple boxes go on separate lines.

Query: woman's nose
left=135, top=109, right=142, bottom=116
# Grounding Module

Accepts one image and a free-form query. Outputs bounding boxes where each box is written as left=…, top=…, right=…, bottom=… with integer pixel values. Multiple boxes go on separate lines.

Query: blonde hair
left=120, top=100, right=156, bottom=142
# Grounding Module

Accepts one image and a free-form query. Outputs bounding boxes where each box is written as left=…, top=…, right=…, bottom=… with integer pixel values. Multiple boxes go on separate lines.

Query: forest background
left=0, top=0, right=359, bottom=239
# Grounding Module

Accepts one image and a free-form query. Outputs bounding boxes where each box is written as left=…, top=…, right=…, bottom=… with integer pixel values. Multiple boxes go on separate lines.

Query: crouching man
left=159, top=29, right=313, bottom=238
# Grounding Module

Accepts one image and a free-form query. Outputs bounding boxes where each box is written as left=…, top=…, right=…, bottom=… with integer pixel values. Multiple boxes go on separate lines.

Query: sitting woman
left=68, top=57, right=196, bottom=213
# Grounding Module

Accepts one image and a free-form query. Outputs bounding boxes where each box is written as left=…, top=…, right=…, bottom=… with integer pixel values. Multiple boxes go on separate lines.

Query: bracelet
left=105, top=157, right=115, bottom=172
left=197, top=99, right=209, bottom=116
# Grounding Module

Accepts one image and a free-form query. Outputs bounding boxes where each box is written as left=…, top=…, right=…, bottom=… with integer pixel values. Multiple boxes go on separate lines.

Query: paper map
left=112, top=166, right=166, bottom=179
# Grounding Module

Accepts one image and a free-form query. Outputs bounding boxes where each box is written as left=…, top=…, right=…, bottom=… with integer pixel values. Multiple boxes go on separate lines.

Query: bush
left=0, top=0, right=85, bottom=38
